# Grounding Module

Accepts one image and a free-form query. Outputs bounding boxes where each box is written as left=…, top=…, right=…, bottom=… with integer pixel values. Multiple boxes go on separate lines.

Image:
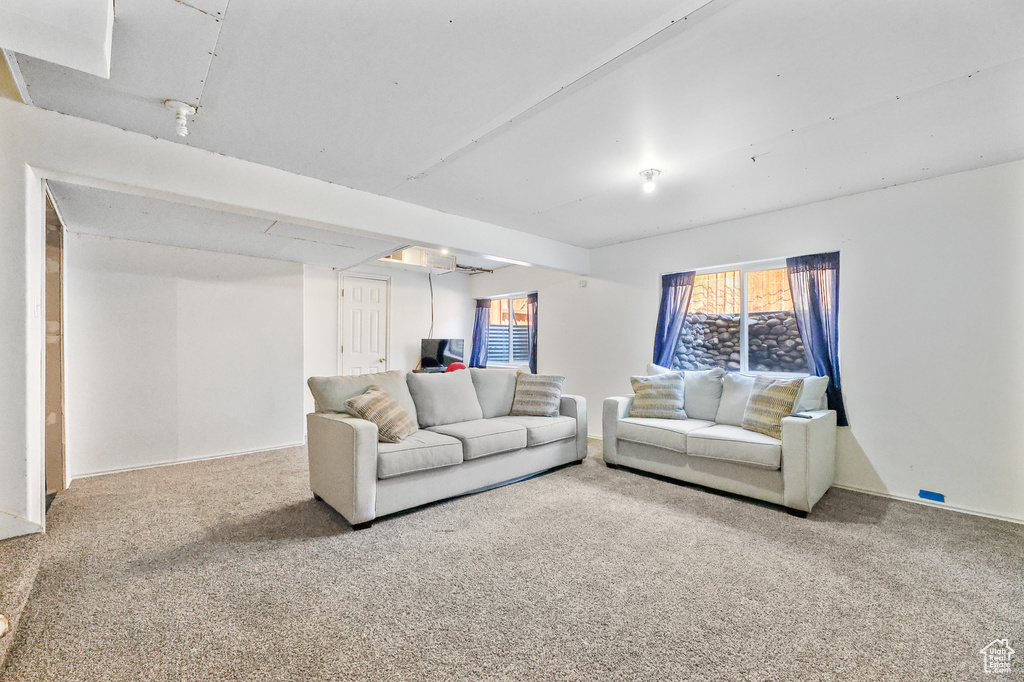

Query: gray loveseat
left=307, top=368, right=587, bottom=528
left=603, top=366, right=837, bottom=515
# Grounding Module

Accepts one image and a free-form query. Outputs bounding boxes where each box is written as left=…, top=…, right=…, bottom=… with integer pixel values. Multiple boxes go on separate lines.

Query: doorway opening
left=44, top=187, right=66, bottom=507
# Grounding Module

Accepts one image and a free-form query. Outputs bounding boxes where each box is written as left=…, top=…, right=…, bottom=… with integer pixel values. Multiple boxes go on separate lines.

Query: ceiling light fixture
left=164, top=99, right=197, bottom=137
left=640, top=168, right=661, bottom=193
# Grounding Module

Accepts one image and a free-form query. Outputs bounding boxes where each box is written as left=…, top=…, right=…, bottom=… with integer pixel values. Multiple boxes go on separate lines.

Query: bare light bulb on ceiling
left=164, top=99, right=197, bottom=137
left=640, top=168, right=661, bottom=193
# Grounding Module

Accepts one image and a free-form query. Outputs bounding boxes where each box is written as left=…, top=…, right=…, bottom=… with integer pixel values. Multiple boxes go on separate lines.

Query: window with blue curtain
left=658, top=255, right=847, bottom=424
left=480, top=295, right=534, bottom=368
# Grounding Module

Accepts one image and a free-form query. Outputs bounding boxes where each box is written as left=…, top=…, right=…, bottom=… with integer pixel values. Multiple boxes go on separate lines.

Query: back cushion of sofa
left=716, top=373, right=757, bottom=426
left=308, top=370, right=418, bottom=423
left=470, top=367, right=519, bottom=418
left=407, top=370, right=484, bottom=427
left=794, top=375, right=829, bottom=412
left=681, top=367, right=726, bottom=421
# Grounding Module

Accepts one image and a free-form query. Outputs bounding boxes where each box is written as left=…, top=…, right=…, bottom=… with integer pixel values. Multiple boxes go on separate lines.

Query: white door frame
left=338, top=273, right=391, bottom=374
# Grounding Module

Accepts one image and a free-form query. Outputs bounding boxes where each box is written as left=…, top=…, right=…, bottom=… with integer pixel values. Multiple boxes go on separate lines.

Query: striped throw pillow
left=628, top=374, right=687, bottom=419
left=344, top=385, right=418, bottom=443
left=510, top=374, right=565, bottom=417
left=741, top=376, right=803, bottom=440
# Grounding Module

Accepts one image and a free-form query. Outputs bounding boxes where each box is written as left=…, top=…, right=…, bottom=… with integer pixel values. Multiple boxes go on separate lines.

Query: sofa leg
left=787, top=508, right=809, bottom=519
left=312, top=493, right=323, bottom=502
left=605, top=462, right=619, bottom=470
left=352, top=521, right=373, bottom=531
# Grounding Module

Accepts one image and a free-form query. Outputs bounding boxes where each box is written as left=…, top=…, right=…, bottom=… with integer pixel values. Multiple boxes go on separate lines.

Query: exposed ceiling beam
left=2, top=99, right=590, bottom=274
left=0, top=0, right=113, bottom=78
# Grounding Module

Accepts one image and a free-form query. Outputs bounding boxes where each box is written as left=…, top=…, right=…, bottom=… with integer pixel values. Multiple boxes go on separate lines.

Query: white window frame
left=687, top=257, right=807, bottom=377
left=485, top=293, right=533, bottom=368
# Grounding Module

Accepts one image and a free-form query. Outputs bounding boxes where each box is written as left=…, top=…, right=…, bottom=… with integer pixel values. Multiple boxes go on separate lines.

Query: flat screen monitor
left=421, top=338, right=464, bottom=371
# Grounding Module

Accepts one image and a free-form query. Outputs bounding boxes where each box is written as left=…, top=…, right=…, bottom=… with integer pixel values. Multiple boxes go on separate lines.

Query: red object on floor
left=445, top=362, right=467, bottom=372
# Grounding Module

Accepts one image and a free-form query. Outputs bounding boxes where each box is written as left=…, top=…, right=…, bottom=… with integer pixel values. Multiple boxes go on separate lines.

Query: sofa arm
left=781, top=410, right=838, bottom=512
left=559, top=394, right=588, bottom=461
left=602, top=395, right=634, bottom=464
left=306, top=412, right=380, bottom=525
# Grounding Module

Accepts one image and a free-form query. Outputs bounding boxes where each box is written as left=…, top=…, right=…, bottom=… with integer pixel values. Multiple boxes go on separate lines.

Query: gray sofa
left=307, top=368, right=587, bottom=528
left=603, top=367, right=837, bottom=514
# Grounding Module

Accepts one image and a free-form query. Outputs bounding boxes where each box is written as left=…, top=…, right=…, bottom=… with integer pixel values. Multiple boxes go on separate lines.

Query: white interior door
left=340, top=275, right=389, bottom=375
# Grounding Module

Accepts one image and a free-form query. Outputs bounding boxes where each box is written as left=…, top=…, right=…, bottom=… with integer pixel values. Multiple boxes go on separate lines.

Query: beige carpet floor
left=0, top=532, right=44, bottom=669
left=1, top=443, right=1021, bottom=681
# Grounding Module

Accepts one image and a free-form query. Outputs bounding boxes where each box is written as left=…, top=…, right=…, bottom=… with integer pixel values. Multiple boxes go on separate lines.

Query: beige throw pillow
left=344, top=386, right=418, bottom=443
left=741, top=376, right=802, bottom=440
left=629, top=374, right=687, bottom=419
left=510, top=374, right=564, bottom=417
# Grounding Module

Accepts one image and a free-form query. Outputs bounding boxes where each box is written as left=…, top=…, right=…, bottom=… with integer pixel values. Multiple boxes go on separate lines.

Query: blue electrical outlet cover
left=919, top=489, right=945, bottom=503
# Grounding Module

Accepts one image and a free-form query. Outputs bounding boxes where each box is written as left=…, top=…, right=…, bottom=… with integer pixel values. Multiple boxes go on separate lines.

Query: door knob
left=379, top=358, right=385, bottom=363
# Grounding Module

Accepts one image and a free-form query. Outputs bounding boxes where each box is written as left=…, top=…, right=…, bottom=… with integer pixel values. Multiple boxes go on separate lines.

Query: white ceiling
left=11, top=1, right=1024, bottom=258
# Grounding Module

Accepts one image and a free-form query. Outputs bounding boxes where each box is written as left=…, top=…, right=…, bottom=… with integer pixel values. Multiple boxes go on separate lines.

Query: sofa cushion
left=742, top=376, right=802, bottom=439
left=794, top=375, right=829, bottom=412
left=308, top=370, right=417, bottom=423
left=510, top=374, right=565, bottom=417
left=406, top=370, right=484, bottom=428
left=427, top=419, right=527, bottom=460
left=628, top=373, right=687, bottom=419
left=716, top=373, right=829, bottom=426
left=648, top=364, right=726, bottom=420
left=682, top=368, right=726, bottom=421
left=344, top=385, right=418, bottom=443
left=716, top=373, right=757, bottom=426
left=616, top=417, right=717, bottom=454
left=492, top=415, right=577, bottom=447
left=469, top=367, right=519, bottom=418
left=377, top=430, right=464, bottom=479
left=687, top=424, right=782, bottom=470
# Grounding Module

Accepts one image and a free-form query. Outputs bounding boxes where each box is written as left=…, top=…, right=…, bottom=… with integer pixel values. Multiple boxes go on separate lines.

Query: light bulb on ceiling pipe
left=640, top=168, right=661, bottom=193
left=164, top=99, right=197, bottom=137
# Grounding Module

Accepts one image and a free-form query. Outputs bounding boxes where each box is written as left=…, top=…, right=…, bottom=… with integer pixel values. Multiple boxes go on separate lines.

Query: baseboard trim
left=832, top=484, right=1023, bottom=526
left=71, top=443, right=305, bottom=481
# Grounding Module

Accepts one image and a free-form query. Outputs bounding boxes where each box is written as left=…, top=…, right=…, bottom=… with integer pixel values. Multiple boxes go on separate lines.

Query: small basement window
left=675, top=260, right=808, bottom=374
left=487, top=296, right=530, bottom=364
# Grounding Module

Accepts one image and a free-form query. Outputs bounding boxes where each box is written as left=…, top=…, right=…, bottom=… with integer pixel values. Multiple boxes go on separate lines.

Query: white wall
left=61, top=238, right=471, bottom=476
left=472, top=160, right=1024, bottom=523
left=64, top=233, right=305, bottom=477
left=303, top=264, right=340, bottom=416
left=303, top=262, right=475, bottom=414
